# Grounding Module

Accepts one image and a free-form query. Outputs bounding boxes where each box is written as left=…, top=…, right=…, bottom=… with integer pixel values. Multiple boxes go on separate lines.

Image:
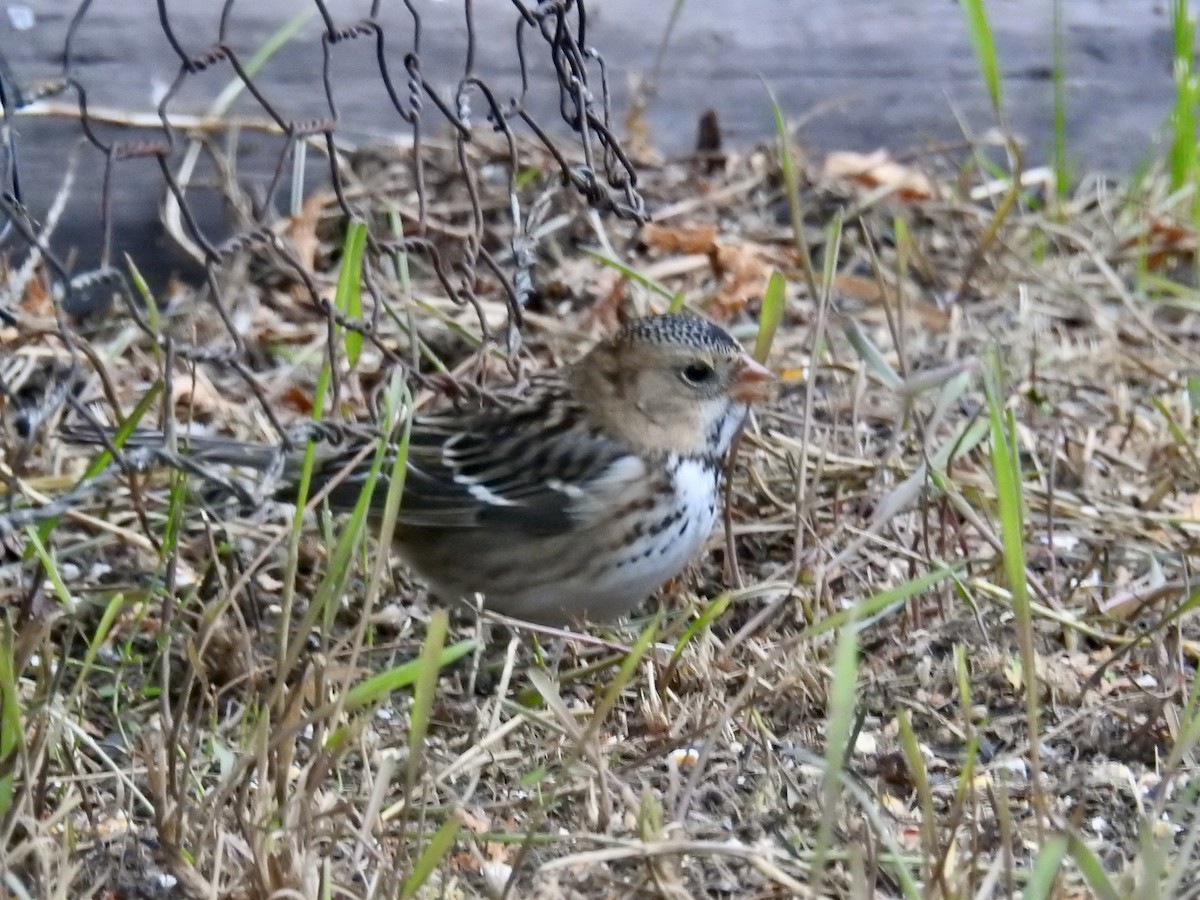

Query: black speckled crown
left=618, top=313, right=740, bottom=353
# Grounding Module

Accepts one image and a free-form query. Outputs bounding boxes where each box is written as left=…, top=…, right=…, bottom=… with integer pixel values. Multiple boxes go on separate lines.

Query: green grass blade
left=342, top=639, right=477, bottom=710
left=984, top=348, right=1045, bottom=842
left=665, top=591, right=732, bottom=686
left=123, top=255, right=161, bottom=335
left=896, top=708, right=937, bottom=881
left=0, top=622, right=19, bottom=818
left=1050, top=0, right=1070, bottom=198
left=287, top=418, right=395, bottom=658
left=985, top=351, right=1028, bottom=616
left=843, top=317, right=903, bottom=391
left=763, top=79, right=819, bottom=300
left=23, top=527, right=72, bottom=608
left=375, top=374, right=413, bottom=548
left=30, top=379, right=164, bottom=552
left=581, top=248, right=676, bottom=302
left=797, top=566, right=959, bottom=644
left=209, top=7, right=316, bottom=115
left=333, top=219, right=368, bottom=368
left=1169, top=0, right=1198, bottom=192
left=960, top=0, right=1004, bottom=114
left=406, top=609, right=449, bottom=798
left=400, top=816, right=462, bottom=899
left=160, top=468, right=186, bottom=569
left=71, top=593, right=129, bottom=698
left=77, top=378, right=165, bottom=481
left=754, top=270, right=786, bottom=364
left=1023, top=833, right=1069, bottom=899
left=1068, top=834, right=1122, bottom=900
left=587, top=611, right=661, bottom=742
left=810, top=600, right=862, bottom=894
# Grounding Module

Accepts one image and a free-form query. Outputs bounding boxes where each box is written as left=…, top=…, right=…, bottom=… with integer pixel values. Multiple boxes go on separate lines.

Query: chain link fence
left=0, top=0, right=646, bottom=532
left=0, top=4, right=657, bottom=889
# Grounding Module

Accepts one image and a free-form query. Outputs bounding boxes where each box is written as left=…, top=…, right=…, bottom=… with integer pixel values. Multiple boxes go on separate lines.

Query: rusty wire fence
left=0, top=2, right=653, bottom=888
left=0, top=0, right=646, bottom=541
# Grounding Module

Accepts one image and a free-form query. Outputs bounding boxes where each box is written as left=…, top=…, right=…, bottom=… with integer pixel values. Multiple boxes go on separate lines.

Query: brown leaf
left=172, top=370, right=235, bottom=417
left=833, top=273, right=951, bottom=331
left=708, top=238, right=772, bottom=314
left=823, top=149, right=934, bottom=200
left=642, top=222, right=719, bottom=255
left=280, top=384, right=315, bottom=414
left=286, top=191, right=331, bottom=272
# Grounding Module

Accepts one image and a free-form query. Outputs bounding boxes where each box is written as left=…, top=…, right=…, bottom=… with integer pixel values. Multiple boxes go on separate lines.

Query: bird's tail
left=59, top=424, right=308, bottom=512
left=61, top=425, right=285, bottom=471
left=61, top=422, right=384, bottom=511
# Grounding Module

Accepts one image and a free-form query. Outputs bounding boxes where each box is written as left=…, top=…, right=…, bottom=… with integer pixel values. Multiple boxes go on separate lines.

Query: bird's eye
left=680, top=361, right=716, bottom=385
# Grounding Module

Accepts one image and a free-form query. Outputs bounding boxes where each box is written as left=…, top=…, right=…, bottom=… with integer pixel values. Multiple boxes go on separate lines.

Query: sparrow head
left=573, top=313, right=775, bottom=457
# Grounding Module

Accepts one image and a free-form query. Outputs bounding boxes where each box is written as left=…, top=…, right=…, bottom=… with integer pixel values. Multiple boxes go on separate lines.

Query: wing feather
left=310, top=391, right=644, bottom=535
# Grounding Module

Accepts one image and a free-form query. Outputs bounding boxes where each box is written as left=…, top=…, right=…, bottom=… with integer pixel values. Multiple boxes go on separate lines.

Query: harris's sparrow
left=70, top=313, right=774, bottom=625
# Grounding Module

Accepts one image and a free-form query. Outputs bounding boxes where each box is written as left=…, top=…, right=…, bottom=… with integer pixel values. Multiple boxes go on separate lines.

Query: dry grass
left=3, top=130, right=1200, bottom=899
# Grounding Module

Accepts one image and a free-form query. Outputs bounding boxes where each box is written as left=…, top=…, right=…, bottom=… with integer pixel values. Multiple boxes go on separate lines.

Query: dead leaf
left=18, top=274, right=54, bottom=316
left=832, top=273, right=951, bottom=330
left=708, top=238, right=772, bottom=313
left=172, top=369, right=235, bottom=417
left=823, top=149, right=934, bottom=200
left=642, top=222, right=719, bottom=255
left=280, top=384, right=315, bottom=414
left=286, top=191, right=331, bottom=272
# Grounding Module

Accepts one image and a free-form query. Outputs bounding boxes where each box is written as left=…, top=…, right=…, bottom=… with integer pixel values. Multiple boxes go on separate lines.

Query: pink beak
left=731, top=354, right=776, bottom=402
